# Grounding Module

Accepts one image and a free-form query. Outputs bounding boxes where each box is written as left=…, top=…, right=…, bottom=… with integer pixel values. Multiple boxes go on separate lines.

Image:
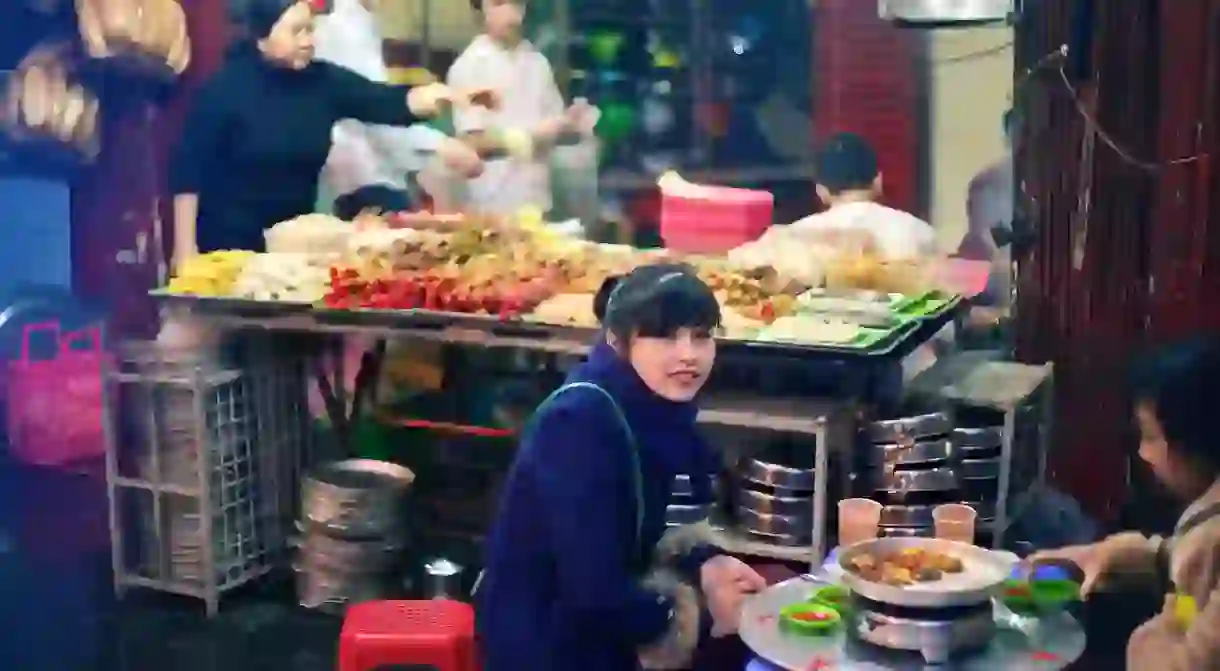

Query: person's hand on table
left=437, top=136, right=484, bottom=178
left=700, top=555, right=767, bottom=637
left=1028, top=534, right=1154, bottom=597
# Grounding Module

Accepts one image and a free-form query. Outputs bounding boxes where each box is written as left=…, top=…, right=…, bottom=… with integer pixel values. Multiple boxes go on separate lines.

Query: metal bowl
left=666, top=503, right=713, bottom=525
left=740, top=458, right=816, bottom=491
left=866, top=411, right=953, bottom=443
left=739, top=508, right=810, bottom=537
left=736, top=488, right=812, bottom=517
left=952, top=426, right=1003, bottom=450
left=866, top=438, right=954, bottom=467
left=870, top=467, right=960, bottom=493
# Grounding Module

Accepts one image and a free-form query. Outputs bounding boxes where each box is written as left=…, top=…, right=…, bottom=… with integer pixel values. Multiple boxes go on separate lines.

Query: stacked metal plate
left=736, top=458, right=815, bottom=547
left=294, top=460, right=413, bottom=613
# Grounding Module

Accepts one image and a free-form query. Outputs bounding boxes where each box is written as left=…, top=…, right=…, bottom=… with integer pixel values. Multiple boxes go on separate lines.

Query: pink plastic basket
left=660, top=185, right=774, bottom=253
left=6, top=321, right=109, bottom=468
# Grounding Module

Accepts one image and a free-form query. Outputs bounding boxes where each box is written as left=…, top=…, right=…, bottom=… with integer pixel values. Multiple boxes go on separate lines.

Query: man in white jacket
left=315, top=0, right=484, bottom=218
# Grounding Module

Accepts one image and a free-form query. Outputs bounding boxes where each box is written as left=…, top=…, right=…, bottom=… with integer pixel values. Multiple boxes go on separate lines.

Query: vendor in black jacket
left=168, top=0, right=485, bottom=264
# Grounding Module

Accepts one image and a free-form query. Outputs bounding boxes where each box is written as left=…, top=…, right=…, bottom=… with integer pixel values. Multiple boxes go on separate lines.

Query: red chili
left=790, top=611, right=830, bottom=622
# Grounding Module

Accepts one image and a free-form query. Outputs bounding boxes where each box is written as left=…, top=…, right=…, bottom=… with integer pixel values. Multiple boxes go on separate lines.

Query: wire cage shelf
left=104, top=339, right=312, bottom=616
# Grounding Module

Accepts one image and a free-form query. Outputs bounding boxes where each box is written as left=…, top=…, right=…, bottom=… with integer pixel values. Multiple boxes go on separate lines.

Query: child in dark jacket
left=476, top=264, right=766, bottom=670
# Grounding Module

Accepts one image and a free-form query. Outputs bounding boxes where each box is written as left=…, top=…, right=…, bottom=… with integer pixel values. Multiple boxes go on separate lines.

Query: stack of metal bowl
left=294, top=459, right=414, bottom=613
left=666, top=473, right=718, bottom=528
left=735, top=458, right=816, bottom=547
left=862, top=411, right=961, bottom=538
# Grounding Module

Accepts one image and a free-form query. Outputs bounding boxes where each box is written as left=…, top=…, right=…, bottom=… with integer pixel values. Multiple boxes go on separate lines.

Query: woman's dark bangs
left=631, top=275, right=721, bottom=338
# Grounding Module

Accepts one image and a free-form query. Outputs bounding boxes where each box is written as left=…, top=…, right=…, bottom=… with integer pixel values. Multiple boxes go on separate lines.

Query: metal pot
left=951, top=426, right=1003, bottom=451
left=870, top=467, right=959, bottom=493
left=302, top=460, right=415, bottom=539
left=666, top=503, right=713, bottom=525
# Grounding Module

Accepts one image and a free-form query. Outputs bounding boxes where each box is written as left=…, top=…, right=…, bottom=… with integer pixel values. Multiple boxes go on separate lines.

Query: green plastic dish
left=807, top=585, right=852, bottom=615
left=1000, top=578, right=1080, bottom=615
left=780, top=603, right=842, bottom=636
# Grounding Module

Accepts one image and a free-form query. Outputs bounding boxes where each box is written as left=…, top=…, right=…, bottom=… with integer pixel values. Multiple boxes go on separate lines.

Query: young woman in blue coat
left=476, top=264, right=767, bottom=670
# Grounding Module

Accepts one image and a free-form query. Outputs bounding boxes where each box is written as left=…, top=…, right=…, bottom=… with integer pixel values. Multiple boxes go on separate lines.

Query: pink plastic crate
left=660, top=185, right=774, bottom=253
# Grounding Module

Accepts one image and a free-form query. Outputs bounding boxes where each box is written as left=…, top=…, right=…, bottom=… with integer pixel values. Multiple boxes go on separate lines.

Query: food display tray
left=149, top=290, right=314, bottom=317
left=747, top=318, right=922, bottom=357
left=311, top=307, right=601, bottom=341
left=893, top=292, right=964, bottom=321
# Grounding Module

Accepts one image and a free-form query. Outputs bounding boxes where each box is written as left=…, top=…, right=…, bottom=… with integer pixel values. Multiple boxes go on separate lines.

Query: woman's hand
left=436, top=137, right=484, bottom=178
left=700, top=555, right=767, bottom=637
left=407, top=83, right=453, bottom=118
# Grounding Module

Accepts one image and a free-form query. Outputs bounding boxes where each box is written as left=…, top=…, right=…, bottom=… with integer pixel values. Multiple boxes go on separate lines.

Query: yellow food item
left=1175, top=594, right=1198, bottom=629
left=166, top=250, right=255, bottom=296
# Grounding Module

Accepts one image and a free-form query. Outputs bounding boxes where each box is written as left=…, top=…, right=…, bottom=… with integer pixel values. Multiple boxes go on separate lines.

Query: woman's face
left=259, top=2, right=317, bottom=69
left=620, top=328, right=715, bottom=402
left=1136, top=401, right=1206, bottom=498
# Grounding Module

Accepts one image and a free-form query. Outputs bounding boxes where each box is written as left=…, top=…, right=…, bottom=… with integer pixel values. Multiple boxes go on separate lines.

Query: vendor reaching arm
left=167, top=0, right=489, bottom=262
left=314, top=0, right=483, bottom=217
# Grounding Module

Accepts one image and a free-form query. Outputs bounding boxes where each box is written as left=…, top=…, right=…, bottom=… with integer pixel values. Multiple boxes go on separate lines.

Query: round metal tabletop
left=739, top=577, right=1086, bottom=670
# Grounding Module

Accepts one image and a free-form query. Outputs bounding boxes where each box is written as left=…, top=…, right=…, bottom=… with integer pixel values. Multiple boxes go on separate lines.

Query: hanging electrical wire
left=932, top=40, right=1012, bottom=65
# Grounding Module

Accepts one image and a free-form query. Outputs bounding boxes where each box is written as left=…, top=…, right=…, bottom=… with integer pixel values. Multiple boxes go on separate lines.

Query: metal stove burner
left=849, top=596, right=995, bottom=664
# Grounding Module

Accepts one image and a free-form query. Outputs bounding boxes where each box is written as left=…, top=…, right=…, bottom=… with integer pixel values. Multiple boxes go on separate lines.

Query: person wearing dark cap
left=476, top=264, right=766, bottom=671
left=168, top=0, right=492, bottom=265
left=734, top=132, right=935, bottom=264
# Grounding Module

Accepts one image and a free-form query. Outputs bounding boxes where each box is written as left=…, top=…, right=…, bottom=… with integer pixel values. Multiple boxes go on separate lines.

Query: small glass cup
left=933, top=503, right=978, bottom=543
left=838, top=498, right=882, bottom=547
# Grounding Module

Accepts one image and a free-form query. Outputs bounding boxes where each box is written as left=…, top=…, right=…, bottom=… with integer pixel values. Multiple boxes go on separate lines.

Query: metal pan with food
left=837, top=537, right=1019, bottom=608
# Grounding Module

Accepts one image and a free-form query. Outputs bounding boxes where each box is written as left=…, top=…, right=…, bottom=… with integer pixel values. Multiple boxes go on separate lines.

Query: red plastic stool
left=338, top=599, right=477, bottom=671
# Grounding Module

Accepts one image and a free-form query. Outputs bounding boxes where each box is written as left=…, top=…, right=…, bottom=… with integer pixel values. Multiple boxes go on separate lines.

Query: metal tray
left=961, top=477, right=1001, bottom=502
left=149, top=290, right=314, bottom=317
left=866, top=411, right=953, bottom=443
left=737, top=488, right=812, bottom=517
left=870, top=467, right=959, bottom=493
left=837, top=537, right=1019, bottom=608
left=957, top=457, right=1002, bottom=480
left=866, top=438, right=954, bottom=467
left=665, top=503, right=713, bottom=525
left=952, top=425, right=1004, bottom=450
left=740, top=458, right=816, bottom=491
left=739, top=508, right=810, bottom=537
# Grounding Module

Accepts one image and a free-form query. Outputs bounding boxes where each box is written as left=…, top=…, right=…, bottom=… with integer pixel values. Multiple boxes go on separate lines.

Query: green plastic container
left=1000, top=578, right=1080, bottom=615
left=780, top=604, right=842, bottom=636
left=807, top=585, right=852, bottom=615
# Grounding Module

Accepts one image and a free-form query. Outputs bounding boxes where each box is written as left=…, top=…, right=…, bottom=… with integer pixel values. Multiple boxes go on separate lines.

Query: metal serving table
left=739, top=577, right=1085, bottom=670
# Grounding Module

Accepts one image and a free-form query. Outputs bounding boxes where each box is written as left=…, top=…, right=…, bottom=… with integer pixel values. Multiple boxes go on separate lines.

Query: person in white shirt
left=314, top=0, right=485, bottom=218
left=446, top=0, right=592, bottom=217
left=782, top=132, right=936, bottom=260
